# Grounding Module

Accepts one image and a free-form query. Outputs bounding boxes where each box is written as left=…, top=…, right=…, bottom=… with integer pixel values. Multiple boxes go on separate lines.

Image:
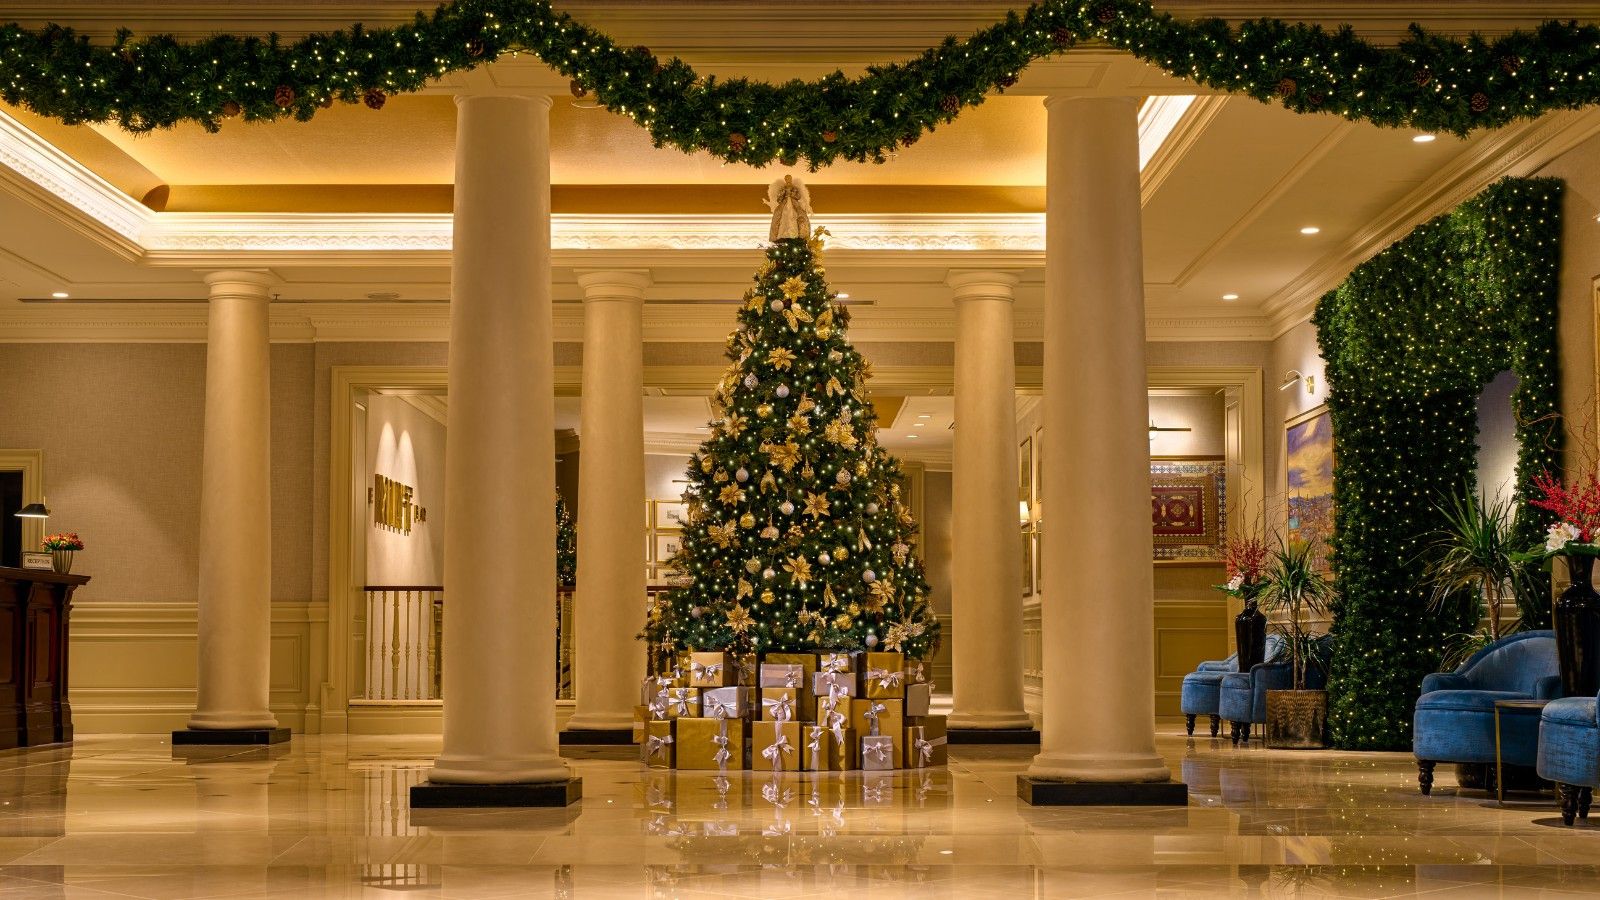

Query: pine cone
left=997, top=73, right=1019, bottom=91
left=363, top=87, right=386, bottom=110
left=273, top=85, right=296, bottom=109
left=1470, top=92, right=1491, bottom=112
left=221, top=100, right=242, bottom=118
left=822, top=130, right=838, bottom=143
left=1051, top=27, right=1074, bottom=48
left=1414, top=69, right=1433, bottom=87
left=729, top=132, right=748, bottom=152
left=569, top=79, right=588, bottom=99
left=466, top=38, right=486, bottom=58
left=1276, top=78, right=1298, bottom=98
left=1097, top=5, right=1117, bottom=24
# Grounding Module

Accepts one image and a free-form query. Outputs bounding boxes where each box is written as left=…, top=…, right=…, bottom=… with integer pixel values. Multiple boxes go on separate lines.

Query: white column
left=565, top=270, right=650, bottom=732
left=427, top=94, right=566, bottom=785
left=188, top=270, right=278, bottom=732
left=946, top=271, right=1032, bottom=731
left=1029, top=96, right=1171, bottom=784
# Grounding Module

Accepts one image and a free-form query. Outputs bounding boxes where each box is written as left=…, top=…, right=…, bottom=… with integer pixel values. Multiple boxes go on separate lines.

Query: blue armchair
left=1182, top=635, right=1285, bottom=738
left=1412, top=630, right=1558, bottom=795
left=1220, top=634, right=1329, bottom=746
left=1537, top=695, right=1598, bottom=824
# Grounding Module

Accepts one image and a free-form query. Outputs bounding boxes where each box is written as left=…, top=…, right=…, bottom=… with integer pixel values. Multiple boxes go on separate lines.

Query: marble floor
left=1, top=728, right=1597, bottom=899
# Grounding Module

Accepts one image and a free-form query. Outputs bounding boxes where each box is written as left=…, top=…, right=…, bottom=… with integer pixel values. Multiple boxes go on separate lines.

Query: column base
left=410, top=778, right=583, bottom=808
left=1018, top=776, right=1188, bottom=806
left=172, top=727, right=291, bottom=746
left=948, top=728, right=1040, bottom=744
left=559, top=728, right=636, bottom=746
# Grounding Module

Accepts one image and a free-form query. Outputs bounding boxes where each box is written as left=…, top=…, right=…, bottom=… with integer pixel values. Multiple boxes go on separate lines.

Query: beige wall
left=1536, top=130, right=1600, bottom=465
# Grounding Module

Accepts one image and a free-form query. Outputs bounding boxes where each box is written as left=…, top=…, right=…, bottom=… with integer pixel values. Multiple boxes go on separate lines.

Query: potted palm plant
left=1259, top=535, right=1335, bottom=749
left=1422, top=485, right=1534, bottom=668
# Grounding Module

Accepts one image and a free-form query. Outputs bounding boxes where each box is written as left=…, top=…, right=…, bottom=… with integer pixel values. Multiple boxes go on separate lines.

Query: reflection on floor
left=1, top=729, right=1597, bottom=898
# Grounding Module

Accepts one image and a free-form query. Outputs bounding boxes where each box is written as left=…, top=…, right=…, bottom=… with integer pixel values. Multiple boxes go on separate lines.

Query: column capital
left=453, top=92, right=555, bottom=111
left=203, top=270, right=279, bottom=299
left=575, top=269, right=652, bottom=303
left=1042, top=94, right=1141, bottom=111
left=946, top=270, right=1020, bottom=303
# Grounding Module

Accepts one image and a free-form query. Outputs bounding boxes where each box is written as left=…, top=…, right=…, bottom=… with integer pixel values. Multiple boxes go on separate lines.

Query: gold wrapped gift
left=642, top=719, right=676, bottom=768
left=760, top=687, right=800, bottom=722
left=860, top=734, right=899, bottom=771
left=688, top=651, right=735, bottom=688
left=660, top=686, right=699, bottom=719
left=675, top=717, right=747, bottom=772
left=905, top=719, right=948, bottom=767
left=735, top=653, right=758, bottom=686
left=753, top=720, right=802, bottom=773
left=904, top=658, right=929, bottom=684
left=632, top=704, right=652, bottom=744
left=811, top=670, right=859, bottom=698
left=904, top=682, right=932, bottom=718
left=863, top=651, right=906, bottom=699
left=803, top=723, right=859, bottom=771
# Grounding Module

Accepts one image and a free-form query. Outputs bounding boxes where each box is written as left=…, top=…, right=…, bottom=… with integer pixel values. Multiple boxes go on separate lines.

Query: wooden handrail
left=363, top=585, right=443, bottom=592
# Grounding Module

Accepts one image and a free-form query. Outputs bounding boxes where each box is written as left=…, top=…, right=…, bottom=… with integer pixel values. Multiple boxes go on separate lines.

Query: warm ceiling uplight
left=1221, top=293, right=1240, bottom=301
left=917, top=414, right=932, bottom=419
left=906, top=434, right=919, bottom=439
left=1412, top=134, right=1437, bottom=143
left=50, top=291, right=69, bottom=299
left=835, top=292, right=850, bottom=299
left=1300, top=226, right=1321, bottom=235
left=913, top=423, right=925, bottom=427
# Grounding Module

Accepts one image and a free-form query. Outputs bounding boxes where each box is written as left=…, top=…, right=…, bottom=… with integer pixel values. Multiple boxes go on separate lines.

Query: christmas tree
left=555, top=493, right=577, bottom=588
left=653, top=178, right=939, bottom=660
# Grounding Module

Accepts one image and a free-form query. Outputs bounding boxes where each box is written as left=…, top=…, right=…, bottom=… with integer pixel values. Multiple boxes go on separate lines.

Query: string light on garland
left=4, top=1, right=1600, bottom=161
left=1313, top=176, right=1563, bottom=751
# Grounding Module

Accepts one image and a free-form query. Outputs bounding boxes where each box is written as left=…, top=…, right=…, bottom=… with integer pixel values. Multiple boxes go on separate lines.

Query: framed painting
left=653, top=499, right=689, bottom=530
left=1150, top=457, right=1226, bottom=563
left=1021, top=527, right=1035, bottom=596
left=1285, top=405, right=1335, bottom=569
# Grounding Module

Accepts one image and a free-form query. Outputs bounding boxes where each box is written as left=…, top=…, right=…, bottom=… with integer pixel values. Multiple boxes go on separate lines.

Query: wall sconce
left=1147, top=421, right=1192, bottom=442
left=1280, top=370, right=1316, bottom=394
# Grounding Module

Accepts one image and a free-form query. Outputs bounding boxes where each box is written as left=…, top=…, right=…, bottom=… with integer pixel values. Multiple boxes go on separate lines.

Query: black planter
left=1234, top=596, right=1268, bottom=671
left=1557, top=554, right=1600, bottom=697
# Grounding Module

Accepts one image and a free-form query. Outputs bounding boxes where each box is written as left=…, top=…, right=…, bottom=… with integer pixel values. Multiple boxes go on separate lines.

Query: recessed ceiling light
left=913, top=423, right=925, bottom=427
left=917, top=414, right=932, bottom=419
left=1412, top=134, right=1437, bottom=143
left=906, top=434, right=919, bottom=439
left=50, top=291, right=69, bottom=299
left=1221, top=293, right=1239, bottom=301
left=1300, top=226, right=1321, bottom=235
left=835, top=292, right=850, bottom=299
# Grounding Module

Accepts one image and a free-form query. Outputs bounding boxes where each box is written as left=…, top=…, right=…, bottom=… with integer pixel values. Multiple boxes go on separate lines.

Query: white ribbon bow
left=806, top=729, right=823, bottom=755
left=762, top=731, right=794, bottom=772
left=864, top=740, right=892, bottom=764
left=915, top=734, right=947, bottom=764
left=703, top=695, right=738, bottom=719
left=645, top=734, right=674, bottom=760
left=763, top=694, right=795, bottom=722
left=647, top=698, right=668, bottom=721
left=666, top=691, right=693, bottom=716
left=691, top=661, right=723, bottom=681
left=867, top=667, right=904, bottom=692
left=711, top=719, right=731, bottom=772
left=822, top=654, right=850, bottom=674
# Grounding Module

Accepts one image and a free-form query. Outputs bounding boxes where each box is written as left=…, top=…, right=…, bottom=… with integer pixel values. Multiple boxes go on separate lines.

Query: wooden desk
left=0, top=566, right=87, bottom=749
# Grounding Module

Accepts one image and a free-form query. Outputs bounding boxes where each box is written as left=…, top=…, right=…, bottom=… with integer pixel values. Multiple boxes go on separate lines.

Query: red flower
left=1529, top=470, right=1600, bottom=542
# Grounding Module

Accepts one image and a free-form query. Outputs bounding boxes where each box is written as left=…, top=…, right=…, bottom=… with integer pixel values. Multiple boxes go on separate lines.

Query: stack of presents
left=636, top=650, right=947, bottom=772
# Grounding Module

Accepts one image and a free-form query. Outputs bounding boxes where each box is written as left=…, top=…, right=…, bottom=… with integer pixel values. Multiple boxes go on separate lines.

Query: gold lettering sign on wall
left=372, top=474, right=426, bottom=534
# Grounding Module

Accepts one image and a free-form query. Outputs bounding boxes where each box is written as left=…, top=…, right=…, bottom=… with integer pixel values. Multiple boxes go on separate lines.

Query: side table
left=1493, top=698, right=1551, bottom=806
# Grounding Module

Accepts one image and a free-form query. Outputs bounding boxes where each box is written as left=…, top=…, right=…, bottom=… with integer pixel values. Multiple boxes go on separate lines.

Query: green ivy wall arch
left=1313, top=176, right=1563, bottom=751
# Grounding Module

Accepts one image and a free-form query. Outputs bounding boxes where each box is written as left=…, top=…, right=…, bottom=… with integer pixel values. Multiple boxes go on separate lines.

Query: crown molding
left=1263, top=107, right=1600, bottom=336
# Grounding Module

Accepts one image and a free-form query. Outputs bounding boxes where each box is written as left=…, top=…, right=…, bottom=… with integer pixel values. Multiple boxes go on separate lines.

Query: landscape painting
left=1285, top=406, right=1335, bottom=569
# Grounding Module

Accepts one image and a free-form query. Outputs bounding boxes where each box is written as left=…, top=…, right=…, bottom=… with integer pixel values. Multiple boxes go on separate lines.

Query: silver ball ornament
left=763, top=567, right=776, bottom=581
left=779, top=500, right=795, bottom=516
left=735, top=467, right=749, bottom=483
left=865, top=502, right=879, bottom=515
left=836, top=470, right=851, bottom=485
left=818, top=552, right=831, bottom=565
left=744, top=373, right=759, bottom=389
left=776, top=384, right=790, bottom=398
left=863, top=570, right=877, bottom=583
left=769, top=299, right=784, bottom=311
left=865, top=634, right=878, bottom=648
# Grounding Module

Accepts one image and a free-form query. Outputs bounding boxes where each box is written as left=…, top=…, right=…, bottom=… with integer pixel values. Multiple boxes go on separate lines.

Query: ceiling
left=3, top=1, right=1600, bottom=345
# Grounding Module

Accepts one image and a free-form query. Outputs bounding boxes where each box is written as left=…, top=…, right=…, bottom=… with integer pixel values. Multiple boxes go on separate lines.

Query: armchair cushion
left=1420, top=672, right=1471, bottom=695
left=1411, top=631, right=1557, bottom=771
left=1181, top=671, right=1227, bottom=716
left=1196, top=655, right=1237, bottom=673
left=1538, top=697, right=1600, bottom=789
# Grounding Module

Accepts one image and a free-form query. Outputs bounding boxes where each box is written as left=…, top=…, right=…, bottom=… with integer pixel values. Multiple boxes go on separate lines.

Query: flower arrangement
left=42, top=532, right=84, bottom=552
left=1527, top=470, right=1600, bottom=556
left=1218, top=535, right=1269, bottom=597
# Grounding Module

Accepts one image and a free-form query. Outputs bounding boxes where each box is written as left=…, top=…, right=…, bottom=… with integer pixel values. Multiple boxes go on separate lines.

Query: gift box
left=811, top=670, right=859, bottom=699
left=642, top=675, right=675, bottom=705
left=675, top=716, right=746, bottom=772
left=700, top=686, right=749, bottom=720
left=905, top=720, right=948, bottom=768
left=660, top=686, right=699, bottom=719
left=904, top=658, right=929, bottom=685
left=689, top=651, right=735, bottom=688
left=850, top=697, right=904, bottom=740
left=754, top=720, right=802, bottom=773
left=803, top=723, right=859, bottom=771
left=862, top=652, right=906, bottom=699
left=759, top=663, right=806, bottom=688
left=760, top=687, right=800, bottom=722
left=633, top=704, right=652, bottom=744
left=860, top=734, right=899, bottom=771
left=642, top=719, right=676, bottom=768
left=904, top=682, right=932, bottom=718
left=819, top=651, right=857, bottom=675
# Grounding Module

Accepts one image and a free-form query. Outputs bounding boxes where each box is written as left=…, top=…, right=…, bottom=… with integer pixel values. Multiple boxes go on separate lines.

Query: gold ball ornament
left=739, top=512, right=756, bottom=529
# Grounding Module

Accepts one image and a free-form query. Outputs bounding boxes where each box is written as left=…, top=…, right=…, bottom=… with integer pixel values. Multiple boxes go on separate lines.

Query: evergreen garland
left=1313, top=176, right=1563, bottom=751
left=5, top=1, right=1600, bottom=165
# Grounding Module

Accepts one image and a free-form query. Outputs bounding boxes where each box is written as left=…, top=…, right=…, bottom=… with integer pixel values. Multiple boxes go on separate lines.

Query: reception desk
left=1, top=566, right=86, bottom=749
